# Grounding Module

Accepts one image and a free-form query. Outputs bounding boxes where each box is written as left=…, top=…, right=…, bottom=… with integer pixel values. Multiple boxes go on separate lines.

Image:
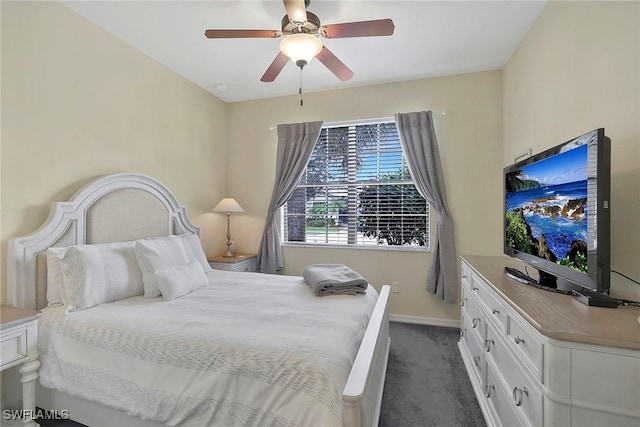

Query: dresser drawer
left=461, top=273, right=471, bottom=301
left=485, top=321, right=542, bottom=426
left=473, top=276, right=508, bottom=332
left=460, top=280, right=472, bottom=315
left=507, top=313, right=543, bottom=380
left=461, top=312, right=485, bottom=384
left=1, top=328, right=28, bottom=368
left=462, top=262, right=473, bottom=289
left=462, top=290, right=484, bottom=344
left=484, top=358, right=523, bottom=427
left=234, top=258, right=256, bottom=272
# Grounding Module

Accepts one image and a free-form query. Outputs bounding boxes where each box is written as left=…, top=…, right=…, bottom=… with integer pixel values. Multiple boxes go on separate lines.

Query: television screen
left=504, top=129, right=610, bottom=293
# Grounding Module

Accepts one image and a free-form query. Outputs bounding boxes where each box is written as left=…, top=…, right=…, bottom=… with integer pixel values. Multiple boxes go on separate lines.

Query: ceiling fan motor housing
left=281, top=11, right=321, bottom=35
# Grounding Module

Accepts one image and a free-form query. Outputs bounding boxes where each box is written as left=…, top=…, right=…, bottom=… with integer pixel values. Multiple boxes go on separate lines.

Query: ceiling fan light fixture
left=279, top=34, right=323, bottom=68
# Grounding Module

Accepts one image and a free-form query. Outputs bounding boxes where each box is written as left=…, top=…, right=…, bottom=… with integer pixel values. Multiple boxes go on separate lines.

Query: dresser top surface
left=208, top=253, right=256, bottom=264
left=462, top=255, right=640, bottom=351
left=1, top=305, right=40, bottom=329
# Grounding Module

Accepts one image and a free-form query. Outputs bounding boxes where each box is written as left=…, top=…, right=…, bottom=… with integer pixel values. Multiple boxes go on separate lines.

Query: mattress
left=38, top=270, right=378, bottom=427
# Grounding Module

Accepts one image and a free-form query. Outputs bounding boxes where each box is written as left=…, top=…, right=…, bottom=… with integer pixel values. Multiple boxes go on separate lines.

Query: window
left=283, top=118, right=429, bottom=249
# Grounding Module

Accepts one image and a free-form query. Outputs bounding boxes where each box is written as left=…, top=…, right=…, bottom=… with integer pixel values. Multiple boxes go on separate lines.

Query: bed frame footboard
left=342, top=285, right=391, bottom=427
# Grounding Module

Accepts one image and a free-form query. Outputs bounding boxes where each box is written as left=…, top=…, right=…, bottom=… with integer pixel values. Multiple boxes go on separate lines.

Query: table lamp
left=212, top=198, right=244, bottom=257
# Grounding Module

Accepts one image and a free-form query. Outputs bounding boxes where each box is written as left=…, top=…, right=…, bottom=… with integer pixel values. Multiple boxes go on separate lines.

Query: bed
left=6, top=172, right=390, bottom=427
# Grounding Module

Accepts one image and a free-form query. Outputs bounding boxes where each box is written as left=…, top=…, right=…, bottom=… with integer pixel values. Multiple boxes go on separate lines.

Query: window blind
left=284, top=120, right=429, bottom=248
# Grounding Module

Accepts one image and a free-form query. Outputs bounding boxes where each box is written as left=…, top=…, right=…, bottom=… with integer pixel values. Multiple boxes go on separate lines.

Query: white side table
left=208, top=253, right=257, bottom=272
left=1, top=305, right=40, bottom=427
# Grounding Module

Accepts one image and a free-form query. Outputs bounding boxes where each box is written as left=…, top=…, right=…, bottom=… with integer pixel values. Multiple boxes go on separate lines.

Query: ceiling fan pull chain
left=299, top=67, right=304, bottom=106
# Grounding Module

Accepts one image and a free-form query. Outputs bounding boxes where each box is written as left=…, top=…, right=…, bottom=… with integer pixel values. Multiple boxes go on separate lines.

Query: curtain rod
left=269, top=111, right=446, bottom=130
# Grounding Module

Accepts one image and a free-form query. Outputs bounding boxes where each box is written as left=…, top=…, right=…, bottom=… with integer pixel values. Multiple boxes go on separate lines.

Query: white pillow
left=180, top=233, right=212, bottom=273
left=156, top=260, right=208, bottom=301
left=58, top=241, right=143, bottom=311
left=135, top=235, right=189, bottom=298
left=46, top=247, right=68, bottom=306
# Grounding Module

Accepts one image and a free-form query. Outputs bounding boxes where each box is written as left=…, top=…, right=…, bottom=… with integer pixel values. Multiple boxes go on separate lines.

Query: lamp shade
left=279, top=34, right=323, bottom=66
left=213, top=198, right=244, bottom=213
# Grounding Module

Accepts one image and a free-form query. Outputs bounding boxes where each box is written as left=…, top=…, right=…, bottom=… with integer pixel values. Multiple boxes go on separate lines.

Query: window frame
left=281, top=117, right=430, bottom=252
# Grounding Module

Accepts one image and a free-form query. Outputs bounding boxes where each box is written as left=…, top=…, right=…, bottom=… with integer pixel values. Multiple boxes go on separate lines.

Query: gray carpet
left=379, top=322, right=486, bottom=427
left=38, top=322, right=485, bottom=427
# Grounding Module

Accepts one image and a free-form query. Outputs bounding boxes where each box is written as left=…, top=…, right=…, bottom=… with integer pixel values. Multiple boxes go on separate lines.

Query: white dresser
left=459, top=255, right=640, bottom=427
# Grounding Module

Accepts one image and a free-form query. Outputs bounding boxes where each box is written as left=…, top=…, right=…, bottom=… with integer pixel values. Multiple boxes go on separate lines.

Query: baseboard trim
left=389, top=314, right=460, bottom=328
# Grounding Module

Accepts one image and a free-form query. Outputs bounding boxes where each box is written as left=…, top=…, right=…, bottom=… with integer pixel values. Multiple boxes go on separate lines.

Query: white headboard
left=7, top=173, right=199, bottom=310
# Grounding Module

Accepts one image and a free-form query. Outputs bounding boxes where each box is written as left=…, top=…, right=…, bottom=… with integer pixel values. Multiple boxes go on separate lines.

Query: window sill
left=281, top=242, right=430, bottom=253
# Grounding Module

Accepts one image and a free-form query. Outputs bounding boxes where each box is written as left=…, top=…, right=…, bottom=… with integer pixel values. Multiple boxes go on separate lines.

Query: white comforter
left=38, top=270, right=378, bottom=427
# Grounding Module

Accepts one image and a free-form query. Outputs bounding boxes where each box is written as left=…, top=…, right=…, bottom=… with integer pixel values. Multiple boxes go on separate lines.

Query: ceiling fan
left=204, top=0, right=395, bottom=83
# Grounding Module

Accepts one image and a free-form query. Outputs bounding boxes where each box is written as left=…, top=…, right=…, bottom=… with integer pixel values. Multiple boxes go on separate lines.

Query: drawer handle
left=484, top=383, right=495, bottom=399
left=459, top=328, right=466, bottom=339
left=491, top=308, right=500, bottom=315
left=472, top=318, right=481, bottom=329
left=461, top=297, right=467, bottom=307
left=484, top=338, right=494, bottom=352
left=473, top=354, right=481, bottom=367
left=512, top=386, right=529, bottom=406
left=463, top=275, right=469, bottom=280
left=514, top=335, right=525, bottom=345
left=471, top=283, right=479, bottom=292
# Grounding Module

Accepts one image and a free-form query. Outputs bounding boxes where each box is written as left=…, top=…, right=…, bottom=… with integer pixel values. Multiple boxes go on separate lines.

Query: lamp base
left=223, top=243, right=234, bottom=258
left=223, top=215, right=236, bottom=257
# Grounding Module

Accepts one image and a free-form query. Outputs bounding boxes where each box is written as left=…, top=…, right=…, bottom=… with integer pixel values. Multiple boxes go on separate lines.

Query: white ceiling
left=61, top=0, right=546, bottom=103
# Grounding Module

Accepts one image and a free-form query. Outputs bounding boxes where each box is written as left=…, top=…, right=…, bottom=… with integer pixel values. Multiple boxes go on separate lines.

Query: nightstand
left=1, top=305, right=41, bottom=427
left=208, top=253, right=257, bottom=272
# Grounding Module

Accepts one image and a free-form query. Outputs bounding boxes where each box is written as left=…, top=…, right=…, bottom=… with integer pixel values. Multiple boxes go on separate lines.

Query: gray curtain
left=256, top=121, right=323, bottom=274
left=395, top=111, right=457, bottom=303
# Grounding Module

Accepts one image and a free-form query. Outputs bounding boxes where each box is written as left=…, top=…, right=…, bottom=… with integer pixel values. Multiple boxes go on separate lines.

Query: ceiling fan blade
left=205, top=29, right=281, bottom=39
left=283, top=0, right=307, bottom=24
left=320, top=19, right=395, bottom=39
left=315, top=47, right=354, bottom=81
left=260, top=52, right=290, bottom=82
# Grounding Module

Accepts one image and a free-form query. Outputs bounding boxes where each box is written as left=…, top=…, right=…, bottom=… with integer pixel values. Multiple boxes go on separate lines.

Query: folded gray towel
left=302, top=264, right=368, bottom=296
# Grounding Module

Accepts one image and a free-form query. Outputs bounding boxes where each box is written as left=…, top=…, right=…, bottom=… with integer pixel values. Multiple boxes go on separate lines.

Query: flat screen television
left=504, top=128, right=611, bottom=294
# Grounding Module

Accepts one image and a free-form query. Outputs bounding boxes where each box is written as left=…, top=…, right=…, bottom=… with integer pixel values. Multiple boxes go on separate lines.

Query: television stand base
left=571, top=289, right=619, bottom=308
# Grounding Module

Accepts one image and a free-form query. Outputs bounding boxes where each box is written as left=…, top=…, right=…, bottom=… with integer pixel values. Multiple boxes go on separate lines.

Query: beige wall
left=227, top=71, right=504, bottom=320
left=0, top=1, right=507, bottom=322
left=503, top=1, right=640, bottom=301
left=9, top=1, right=631, bottom=322
left=0, top=1, right=228, bottom=303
